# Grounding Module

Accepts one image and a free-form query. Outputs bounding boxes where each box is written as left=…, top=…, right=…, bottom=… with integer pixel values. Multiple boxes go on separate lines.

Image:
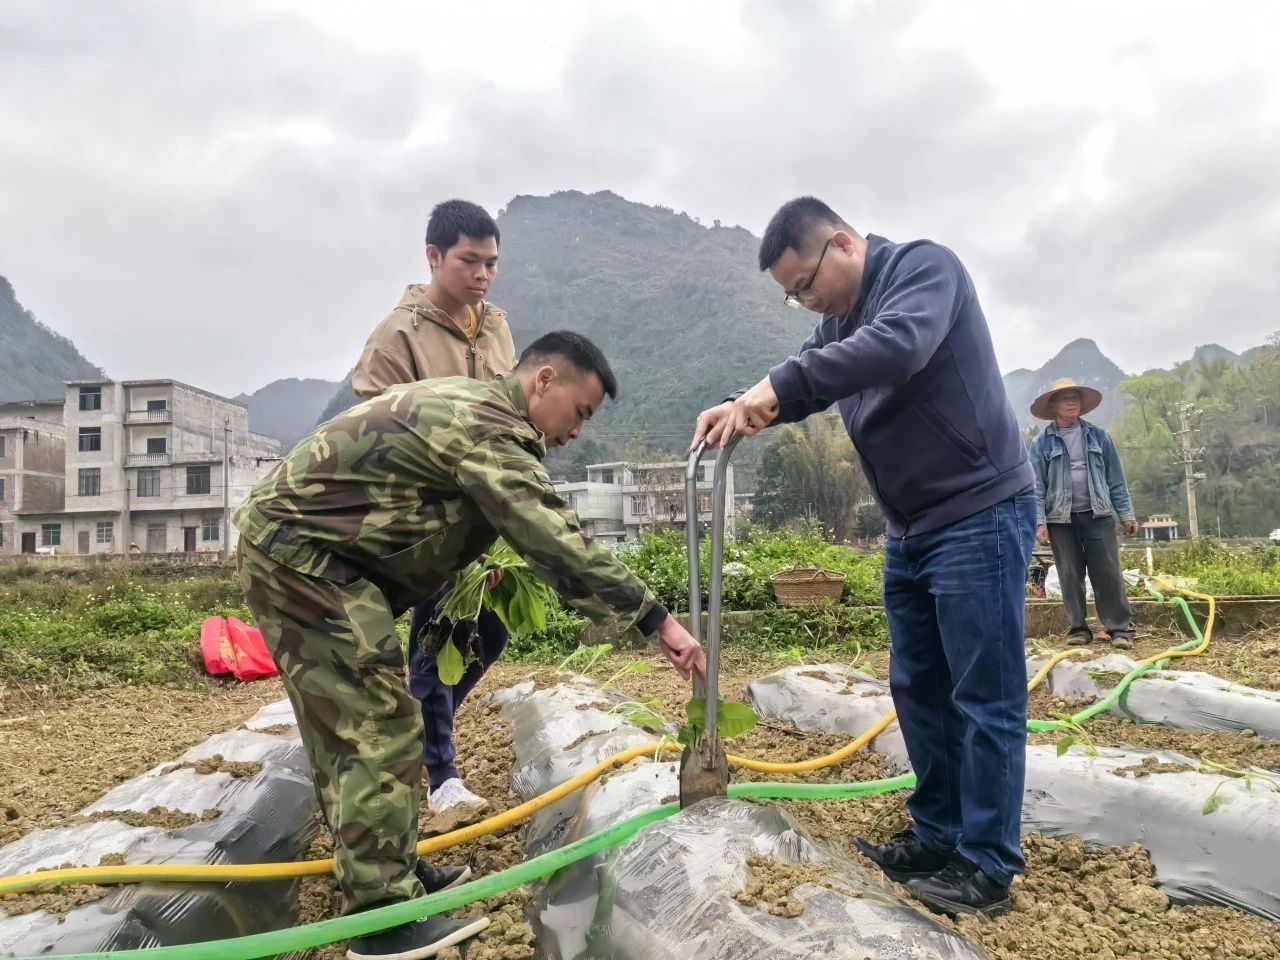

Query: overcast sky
left=2, top=0, right=1277, bottom=396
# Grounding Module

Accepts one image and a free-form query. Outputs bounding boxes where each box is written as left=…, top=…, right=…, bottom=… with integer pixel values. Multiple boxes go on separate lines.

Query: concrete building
left=0, top=399, right=65, bottom=423
left=2, top=379, right=281, bottom=556
left=553, top=458, right=735, bottom=544
left=0, top=400, right=66, bottom=554
left=1141, top=513, right=1182, bottom=542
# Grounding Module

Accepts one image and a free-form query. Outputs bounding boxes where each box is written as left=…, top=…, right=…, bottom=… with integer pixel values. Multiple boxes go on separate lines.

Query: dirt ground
left=296, top=646, right=1280, bottom=960
left=1, top=635, right=1277, bottom=958
left=0, top=677, right=287, bottom=847
left=1027, top=626, right=1280, bottom=691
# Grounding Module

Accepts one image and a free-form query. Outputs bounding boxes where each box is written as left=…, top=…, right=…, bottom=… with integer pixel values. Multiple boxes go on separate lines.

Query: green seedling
left=679, top=697, right=760, bottom=748
left=610, top=695, right=668, bottom=734
left=653, top=733, right=678, bottom=762
left=1199, top=758, right=1280, bottom=815
left=1053, top=713, right=1100, bottom=758
left=776, top=644, right=807, bottom=665
left=834, top=644, right=878, bottom=688
left=603, top=660, right=653, bottom=688
left=557, top=642, right=613, bottom=676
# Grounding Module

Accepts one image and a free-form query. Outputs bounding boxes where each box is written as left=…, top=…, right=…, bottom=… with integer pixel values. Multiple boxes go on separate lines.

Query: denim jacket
left=1028, top=419, right=1135, bottom=525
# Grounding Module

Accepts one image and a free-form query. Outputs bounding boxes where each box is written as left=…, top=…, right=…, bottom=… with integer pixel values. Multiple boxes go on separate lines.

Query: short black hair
left=758, top=196, right=848, bottom=271
left=517, top=331, right=618, bottom=399
left=425, top=199, right=500, bottom=252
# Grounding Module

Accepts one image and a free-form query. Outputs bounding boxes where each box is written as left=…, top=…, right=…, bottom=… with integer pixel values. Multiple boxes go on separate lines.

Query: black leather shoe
left=415, top=860, right=471, bottom=894
left=852, top=828, right=953, bottom=882
left=905, top=857, right=1011, bottom=917
left=347, top=914, right=488, bottom=960
left=1067, top=629, right=1094, bottom=646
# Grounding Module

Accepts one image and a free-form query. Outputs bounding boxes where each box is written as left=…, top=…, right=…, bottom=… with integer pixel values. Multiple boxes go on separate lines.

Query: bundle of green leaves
left=435, top=539, right=555, bottom=683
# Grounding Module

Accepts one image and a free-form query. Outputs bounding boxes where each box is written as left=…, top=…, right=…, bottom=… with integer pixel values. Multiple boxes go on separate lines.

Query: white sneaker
left=427, top=778, right=490, bottom=816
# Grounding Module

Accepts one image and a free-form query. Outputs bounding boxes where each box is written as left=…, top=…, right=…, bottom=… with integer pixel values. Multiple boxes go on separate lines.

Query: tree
left=753, top=413, right=872, bottom=541
left=1110, top=335, right=1280, bottom=536
left=1109, top=371, right=1183, bottom=524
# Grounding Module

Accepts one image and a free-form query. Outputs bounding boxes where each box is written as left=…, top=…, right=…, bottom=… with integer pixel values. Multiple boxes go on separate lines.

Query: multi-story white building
left=553, top=458, right=735, bottom=544
left=3, top=379, right=281, bottom=556
left=0, top=399, right=66, bottom=554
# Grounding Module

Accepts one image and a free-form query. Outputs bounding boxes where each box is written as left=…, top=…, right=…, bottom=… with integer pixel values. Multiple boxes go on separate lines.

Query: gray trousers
left=1047, top=512, right=1134, bottom=637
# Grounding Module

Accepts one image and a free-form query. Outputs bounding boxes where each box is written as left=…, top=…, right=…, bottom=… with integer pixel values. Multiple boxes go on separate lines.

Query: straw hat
left=1030, top=377, right=1102, bottom=421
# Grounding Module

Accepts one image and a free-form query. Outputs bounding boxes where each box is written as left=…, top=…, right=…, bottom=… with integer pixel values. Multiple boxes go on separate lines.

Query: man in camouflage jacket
left=235, top=331, right=704, bottom=960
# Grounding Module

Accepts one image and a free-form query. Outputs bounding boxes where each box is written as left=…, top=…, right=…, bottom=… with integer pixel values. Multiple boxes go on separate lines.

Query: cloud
left=987, top=65, right=1280, bottom=373
left=0, top=0, right=1276, bottom=393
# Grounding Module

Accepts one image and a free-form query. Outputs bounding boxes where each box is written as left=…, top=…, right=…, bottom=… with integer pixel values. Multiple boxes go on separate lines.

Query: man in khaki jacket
left=353, top=202, right=516, bottom=394
left=351, top=200, right=517, bottom=820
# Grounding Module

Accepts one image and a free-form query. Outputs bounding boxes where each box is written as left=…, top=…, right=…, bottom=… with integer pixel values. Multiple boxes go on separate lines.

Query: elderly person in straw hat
left=1028, top=378, right=1138, bottom=648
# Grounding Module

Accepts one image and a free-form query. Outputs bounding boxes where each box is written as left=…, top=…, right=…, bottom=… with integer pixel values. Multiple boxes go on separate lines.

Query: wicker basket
left=769, top=567, right=847, bottom=607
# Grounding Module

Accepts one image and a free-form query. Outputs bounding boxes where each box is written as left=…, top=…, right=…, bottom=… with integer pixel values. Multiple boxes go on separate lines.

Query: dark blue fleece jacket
left=767, top=234, right=1033, bottom=538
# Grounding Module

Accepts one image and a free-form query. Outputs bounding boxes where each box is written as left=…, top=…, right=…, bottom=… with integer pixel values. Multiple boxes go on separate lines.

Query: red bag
left=200, top=615, right=279, bottom=681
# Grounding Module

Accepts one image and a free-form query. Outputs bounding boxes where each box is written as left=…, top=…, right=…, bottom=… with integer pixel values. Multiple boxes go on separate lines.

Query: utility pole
left=1171, top=402, right=1206, bottom=539
left=222, top=420, right=231, bottom=561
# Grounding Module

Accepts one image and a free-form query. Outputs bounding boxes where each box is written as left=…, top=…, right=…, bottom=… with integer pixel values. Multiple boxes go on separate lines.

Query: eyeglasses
left=783, top=238, right=832, bottom=308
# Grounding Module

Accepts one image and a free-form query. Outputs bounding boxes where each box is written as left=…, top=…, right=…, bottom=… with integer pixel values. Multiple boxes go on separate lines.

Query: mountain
left=1239, top=344, right=1270, bottom=367
left=1190, top=343, right=1238, bottom=365
left=234, top=377, right=343, bottom=448
left=1002, top=338, right=1129, bottom=429
left=316, top=370, right=360, bottom=426
left=310, top=190, right=1267, bottom=475
left=499, top=190, right=812, bottom=474
left=0, top=275, right=101, bottom=400
left=316, top=190, right=812, bottom=479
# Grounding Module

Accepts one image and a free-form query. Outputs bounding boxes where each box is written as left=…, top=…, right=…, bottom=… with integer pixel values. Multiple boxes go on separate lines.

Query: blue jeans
left=406, top=585, right=509, bottom=789
left=884, top=490, right=1036, bottom=886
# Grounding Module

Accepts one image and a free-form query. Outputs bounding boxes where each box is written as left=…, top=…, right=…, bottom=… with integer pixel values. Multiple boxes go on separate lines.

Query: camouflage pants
left=237, top=539, right=425, bottom=915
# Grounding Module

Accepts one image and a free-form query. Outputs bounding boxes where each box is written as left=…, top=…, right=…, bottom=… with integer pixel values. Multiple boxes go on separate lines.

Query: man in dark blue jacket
left=693, top=197, right=1036, bottom=917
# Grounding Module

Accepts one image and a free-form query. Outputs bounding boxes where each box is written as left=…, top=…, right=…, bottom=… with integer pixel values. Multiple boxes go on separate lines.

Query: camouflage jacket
left=234, top=375, right=667, bottom=633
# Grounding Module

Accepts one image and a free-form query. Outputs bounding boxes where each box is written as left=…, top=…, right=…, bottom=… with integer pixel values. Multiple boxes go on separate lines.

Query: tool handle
left=685, top=441, right=708, bottom=650
left=703, top=433, right=740, bottom=743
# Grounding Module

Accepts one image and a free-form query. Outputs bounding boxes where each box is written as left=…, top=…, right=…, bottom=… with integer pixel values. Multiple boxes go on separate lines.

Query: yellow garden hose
left=1140, top=578, right=1215, bottom=664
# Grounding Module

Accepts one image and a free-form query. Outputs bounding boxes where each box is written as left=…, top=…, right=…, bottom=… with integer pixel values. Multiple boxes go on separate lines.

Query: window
left=137, top=468, right=160, bottom=497
left=0, top=524, right=4, bottom=547
left=146, top=437, right=167, bottom=455
left=0, top=478, right=5, bottom=501
left=78, top=468, right=101, bottom=496
left=0, top=436, right=6, bottom=458
left=96, top=521, right=113, bottom=544
left=79, top=387, right=102, bottom=411
left=41, top=523, right=61, bottom=547
left=202, top=515, right=221, bottom=541
left=146, top=399, right=167, bottom=413
left=631, top=495, right=650, bottom=516
left=599, top=469, right=615, bottom=484
left=79, top=427, right=102, bottom=452
left=186, top=465, right=211, bottom=495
